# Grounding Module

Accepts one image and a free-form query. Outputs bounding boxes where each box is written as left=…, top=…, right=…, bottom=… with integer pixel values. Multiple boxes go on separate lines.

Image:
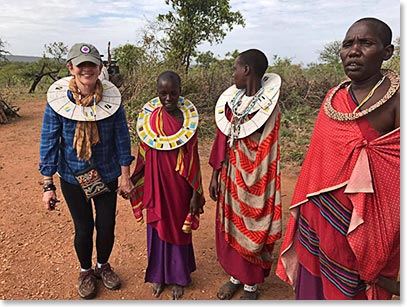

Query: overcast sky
left=0, top=0, right=401, bottom=65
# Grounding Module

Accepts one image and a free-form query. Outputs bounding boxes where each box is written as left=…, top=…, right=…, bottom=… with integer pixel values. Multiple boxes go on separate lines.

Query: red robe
left=130, top=106, right=204, bottom=245
left=276, top=86, right=400, bottom=299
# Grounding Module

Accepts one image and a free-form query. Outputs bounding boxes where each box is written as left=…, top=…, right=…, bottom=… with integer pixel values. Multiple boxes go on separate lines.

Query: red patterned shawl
left=210, top=106, right=282, bottom=269
left=276, top=87, right=400, bottom=299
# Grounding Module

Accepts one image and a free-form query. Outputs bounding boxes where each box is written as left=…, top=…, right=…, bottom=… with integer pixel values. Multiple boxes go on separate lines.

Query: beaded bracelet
left=43, top=184, right=57, bottom=192
left=43, top=176, right=53, bottom=187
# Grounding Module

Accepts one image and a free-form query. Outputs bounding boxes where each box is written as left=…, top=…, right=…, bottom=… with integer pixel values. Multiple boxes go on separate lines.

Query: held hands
left=117, top=176, right=134, bottom=199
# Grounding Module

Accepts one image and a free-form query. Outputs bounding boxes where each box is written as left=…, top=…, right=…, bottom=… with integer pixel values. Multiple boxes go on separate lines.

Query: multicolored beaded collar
left=47, top=76, right=121, bottom=121
left=215, top=73, right=281, bottom=143
left=324, top=69, right=399, bottom=121
left=137, top=96, right=199, bottom=150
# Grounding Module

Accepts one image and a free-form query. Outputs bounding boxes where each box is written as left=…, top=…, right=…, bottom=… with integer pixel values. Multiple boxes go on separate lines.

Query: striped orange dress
left=210, top=105, right=282, bottom=284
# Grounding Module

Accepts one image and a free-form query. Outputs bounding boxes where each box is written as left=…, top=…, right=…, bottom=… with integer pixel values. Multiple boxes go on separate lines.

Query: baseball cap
left=66, top=43, right=101, bottom=66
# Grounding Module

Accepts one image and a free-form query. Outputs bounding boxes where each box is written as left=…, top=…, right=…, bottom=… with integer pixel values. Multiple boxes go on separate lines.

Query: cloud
left=198, top=0, right=400, bottom=64
left=0, top=0, right=168, bottom=56
left=0, top=0, right=401, bottom=64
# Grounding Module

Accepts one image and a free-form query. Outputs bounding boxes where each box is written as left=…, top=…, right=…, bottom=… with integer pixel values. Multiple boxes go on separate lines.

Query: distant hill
left=5, top=55, right=43, bottom=63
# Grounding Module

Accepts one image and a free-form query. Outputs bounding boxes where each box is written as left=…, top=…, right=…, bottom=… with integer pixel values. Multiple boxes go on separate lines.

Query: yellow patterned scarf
left=68, top=77, right=103, bottom=161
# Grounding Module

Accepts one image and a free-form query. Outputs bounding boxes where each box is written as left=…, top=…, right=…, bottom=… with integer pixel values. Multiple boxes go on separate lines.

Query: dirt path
left=0, top=96, right=297, bottom=300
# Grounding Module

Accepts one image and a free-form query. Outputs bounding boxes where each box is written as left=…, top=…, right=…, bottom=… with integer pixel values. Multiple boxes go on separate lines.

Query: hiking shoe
left=94, top=263, right=121, bottom=290
left=78, top=269, right=97, bottom=299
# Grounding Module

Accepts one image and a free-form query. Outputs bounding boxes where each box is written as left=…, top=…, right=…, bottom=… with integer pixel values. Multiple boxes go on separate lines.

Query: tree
left=384, top=37, right=400, bottom=73
left=28, top=42, right=68, bottom=93
left=43, top=42, right=68, bottom=64
left=195, top=51, right=216, bottom=69
left=319, top=40, right=342, bottom=65
left=317, top=40, right=344, bottom=85
left=393, top=37, right=400, bottom=56
left=0, top=38, right=10, bottom=61
left=113, top=44, right=148, bottom=73
left=157, top=0, right=245, bottom=73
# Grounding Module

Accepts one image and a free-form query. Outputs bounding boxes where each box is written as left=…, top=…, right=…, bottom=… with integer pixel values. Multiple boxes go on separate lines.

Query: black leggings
left=60, top=178, right=118, bottom=270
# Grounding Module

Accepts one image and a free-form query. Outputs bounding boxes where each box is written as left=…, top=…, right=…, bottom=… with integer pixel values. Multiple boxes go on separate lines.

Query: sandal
left=240, top=290, right=258, bottom=300
left=240, top=285, right=258, bottom=300
left=216, top=281, right=242, bottom=300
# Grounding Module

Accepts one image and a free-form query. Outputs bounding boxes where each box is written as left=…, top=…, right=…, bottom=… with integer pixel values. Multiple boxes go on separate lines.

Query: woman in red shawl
left=276, top=18, right=400, bottom=300
left=129, top=71, right=204, bottom=299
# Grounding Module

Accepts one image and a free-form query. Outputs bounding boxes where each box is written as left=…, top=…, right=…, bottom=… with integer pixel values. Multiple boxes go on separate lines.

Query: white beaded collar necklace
left=47, top=76, right=121, bottom=121
left=215, top=73, right=281, bottom=146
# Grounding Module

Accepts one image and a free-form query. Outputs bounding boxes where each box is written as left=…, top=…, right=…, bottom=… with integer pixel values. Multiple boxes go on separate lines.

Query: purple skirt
left=295, top=264, right=325, bottom=300
left=145, top=224, right=196, bottom=286
left=295, top=263, right=368, bottom=300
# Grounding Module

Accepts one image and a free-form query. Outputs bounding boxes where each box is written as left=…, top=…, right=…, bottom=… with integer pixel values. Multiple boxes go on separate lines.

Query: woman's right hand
left=43, top=190, right=58, bottom=210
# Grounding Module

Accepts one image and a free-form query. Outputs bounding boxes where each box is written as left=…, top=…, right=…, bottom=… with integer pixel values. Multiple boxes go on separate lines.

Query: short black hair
left=354, top=17, right=392, bottom=46
left=157, top=71, right=181, bottom=89
left=237, top=49, right=268, bottom=77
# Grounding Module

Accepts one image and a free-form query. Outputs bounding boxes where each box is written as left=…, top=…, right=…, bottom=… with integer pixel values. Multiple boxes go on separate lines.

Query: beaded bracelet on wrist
left=43, top=184, right=57, bottom=192
left=43, top=176, right=53, bottom=184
